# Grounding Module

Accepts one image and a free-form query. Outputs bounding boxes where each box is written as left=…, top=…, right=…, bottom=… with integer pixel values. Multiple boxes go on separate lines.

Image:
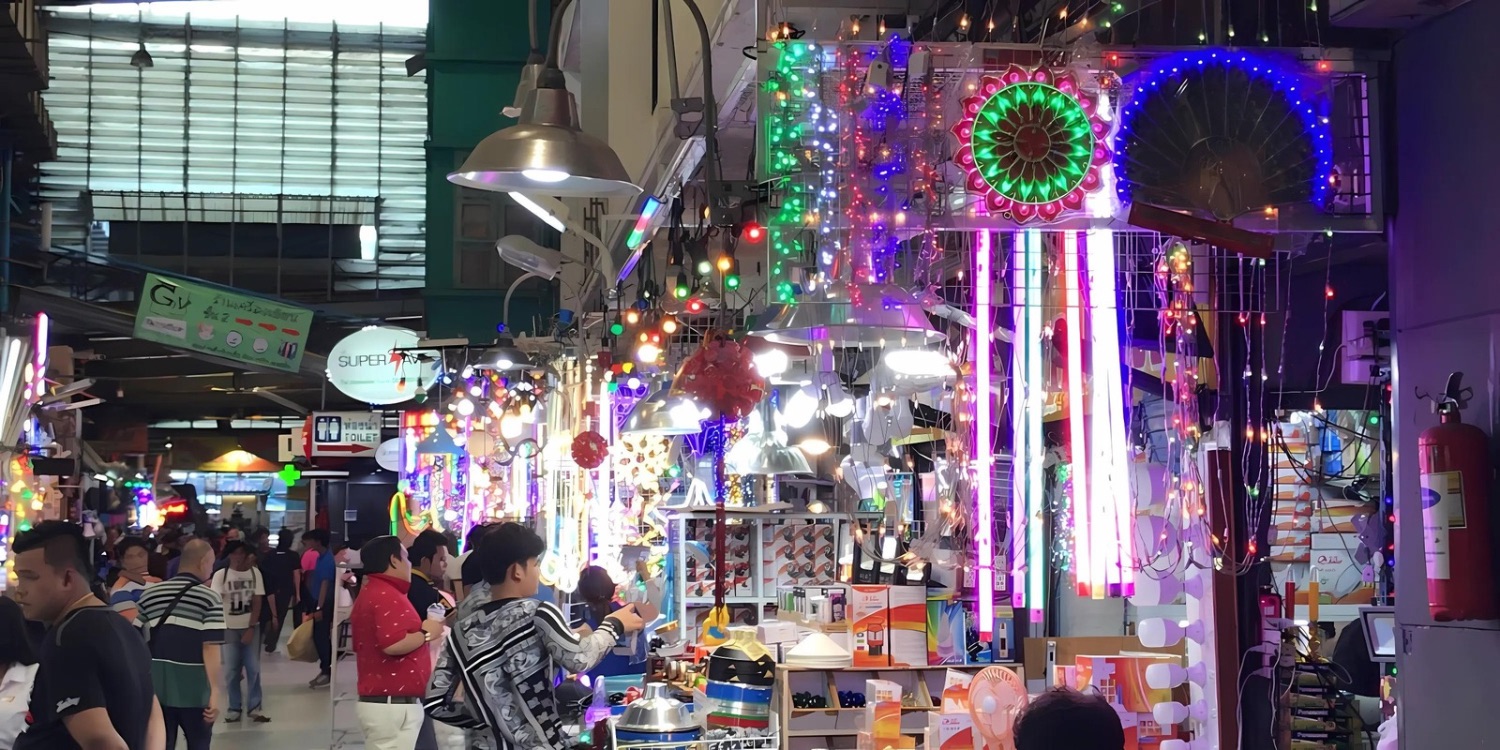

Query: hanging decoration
left=1114, top=49, right=1333, bottom=219
left=676, top=335, right=768, bottom=420
left=572, top=431, right=609, bottom=470
left=953, top=65, right=1110, bottom=223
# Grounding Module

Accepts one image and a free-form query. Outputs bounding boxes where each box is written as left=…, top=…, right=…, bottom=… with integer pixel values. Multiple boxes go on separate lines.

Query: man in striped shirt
left=138, top=538, right=225, bottom=750
left=425, top=523, right=643, bottom=750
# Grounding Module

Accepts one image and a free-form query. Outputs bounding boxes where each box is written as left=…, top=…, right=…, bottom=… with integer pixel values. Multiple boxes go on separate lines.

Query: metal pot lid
left=616, top=683, right=698, bottom=734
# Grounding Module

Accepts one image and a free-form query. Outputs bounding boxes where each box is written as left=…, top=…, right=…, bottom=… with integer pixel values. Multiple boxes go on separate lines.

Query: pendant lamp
left=752, top=282, right=944, bottom=347
left=447, top=0, right=640, bottom=198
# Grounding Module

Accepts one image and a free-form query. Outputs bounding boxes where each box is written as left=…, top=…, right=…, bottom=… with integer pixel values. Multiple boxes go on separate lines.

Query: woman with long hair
left=0, top=597, right=38, bottom=749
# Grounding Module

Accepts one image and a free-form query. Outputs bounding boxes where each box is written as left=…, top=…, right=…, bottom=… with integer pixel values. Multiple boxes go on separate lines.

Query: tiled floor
left=207, top=648, right=463, bottom=750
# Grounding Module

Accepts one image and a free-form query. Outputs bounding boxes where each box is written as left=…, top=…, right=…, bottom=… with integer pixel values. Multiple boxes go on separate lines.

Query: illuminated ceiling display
left=1114, top=49, right=1334, bottom=218
left=953, top=65, right=1110, bottom=224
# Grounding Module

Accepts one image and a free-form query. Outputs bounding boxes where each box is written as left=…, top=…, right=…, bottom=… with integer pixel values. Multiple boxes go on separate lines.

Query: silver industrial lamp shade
left=727, top=431, right=812, bottom=476
left=448, top=77, right=642, bottom=199
left=623, top=389, right=708, bottom=436
left=752, top=282, right=946, bottom=347
left=502, top=57, right=544, bottom=119
left=473, top=337, right=534, bottom=372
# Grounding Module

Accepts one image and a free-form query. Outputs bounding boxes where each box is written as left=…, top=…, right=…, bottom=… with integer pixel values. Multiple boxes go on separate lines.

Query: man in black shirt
left=406, top=529, right=450, bottom=750
left=11, top=520, right=164, bottom=750
left=406, top=529, right=450, bottom=618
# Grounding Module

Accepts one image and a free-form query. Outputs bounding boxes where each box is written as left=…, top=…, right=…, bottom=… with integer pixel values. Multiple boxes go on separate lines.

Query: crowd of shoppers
left=2, top=518, right=678, bottom=750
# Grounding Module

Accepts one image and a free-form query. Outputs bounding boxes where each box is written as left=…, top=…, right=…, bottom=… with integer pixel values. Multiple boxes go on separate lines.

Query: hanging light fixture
left=447, top=0, right=640, bottom=197
left=753, top=282, right=944, bottom=347
left=883, top=347, right=955, bottom=378
left=622, top=386, right=708, bottom=436
left=131, top=43, right=154, bottom=69
left=473, top=336, right=534, bottom=372
left=726, top=430, right=812, bottom=476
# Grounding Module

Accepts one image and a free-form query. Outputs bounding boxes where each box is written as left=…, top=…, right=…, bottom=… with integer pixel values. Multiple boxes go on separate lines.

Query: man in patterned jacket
left=424, top=523, right=643, bottom=749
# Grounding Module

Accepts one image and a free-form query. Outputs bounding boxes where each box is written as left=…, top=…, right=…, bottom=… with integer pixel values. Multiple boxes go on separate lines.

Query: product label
left=1420, top=470, right=1466, bottom=580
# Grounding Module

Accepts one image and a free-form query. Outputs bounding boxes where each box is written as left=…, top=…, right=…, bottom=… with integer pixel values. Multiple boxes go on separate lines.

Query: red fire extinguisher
left=1419, top=372, right=1497, bottom=621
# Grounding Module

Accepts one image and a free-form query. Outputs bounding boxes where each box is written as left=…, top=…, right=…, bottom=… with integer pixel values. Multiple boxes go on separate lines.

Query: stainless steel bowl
left=617, top=683, right=699, bottom=735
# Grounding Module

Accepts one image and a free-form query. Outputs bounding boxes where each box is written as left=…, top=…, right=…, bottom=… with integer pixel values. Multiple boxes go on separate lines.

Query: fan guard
left=1114, top=50, right=1333, bottom=220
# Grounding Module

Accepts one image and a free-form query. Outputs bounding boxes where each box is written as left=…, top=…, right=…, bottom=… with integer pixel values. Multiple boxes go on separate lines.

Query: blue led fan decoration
left=1114, top=50, right=1333, bottom=220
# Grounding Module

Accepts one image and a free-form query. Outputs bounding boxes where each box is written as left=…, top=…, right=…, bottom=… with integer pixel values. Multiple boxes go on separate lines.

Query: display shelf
left=789, top=706, right=939, bottom=713
left=1135, top=603, right=1366, bottom=623
left=775, top=662, right=1027, bottom=747
left=685, top=595, right=769, bottom=605
left=778, top=663, right=1021, bottom=672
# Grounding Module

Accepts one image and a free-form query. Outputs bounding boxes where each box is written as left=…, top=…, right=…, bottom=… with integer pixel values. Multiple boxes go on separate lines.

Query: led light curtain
left=1008, top=231, right=1133, bottom=610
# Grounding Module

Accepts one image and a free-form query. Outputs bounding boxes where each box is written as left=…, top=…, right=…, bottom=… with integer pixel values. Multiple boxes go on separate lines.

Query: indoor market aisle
left=209, top=649, right=464, bottom=750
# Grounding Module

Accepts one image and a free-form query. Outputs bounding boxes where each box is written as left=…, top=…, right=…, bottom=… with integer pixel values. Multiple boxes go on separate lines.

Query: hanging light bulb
left=783, top=386, right=819, bottom=428
left=637, top=343, right=662, bottom=362
left=501, top=413, right=524, bottom=439
left=456, top=397, right=476, bottom=417
left=753, top=349, right=790, bottom=378
left=824, top=381, right=855, bottom=418
left=884, top=348, right=954, bottom=377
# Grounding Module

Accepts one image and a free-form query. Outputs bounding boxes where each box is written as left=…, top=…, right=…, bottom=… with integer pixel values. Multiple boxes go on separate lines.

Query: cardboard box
left=927, top=595, right=967, bottom=665
left=866, top=679, right=903, bottom=742
left=889, top=585, right=928, bottom=667
left=852, top=585, right=891, bottom=667
left=926, top=712, right=975, bottom=750
left=1309, top=533, right=1375, bottom=605
left=1074, top=654, right=1186, bottom=749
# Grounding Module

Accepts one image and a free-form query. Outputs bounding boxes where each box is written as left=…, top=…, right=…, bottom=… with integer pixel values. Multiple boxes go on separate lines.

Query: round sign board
left=374, top=438, right=402, bottom=472
left=326, top=326, right=440, bottom=405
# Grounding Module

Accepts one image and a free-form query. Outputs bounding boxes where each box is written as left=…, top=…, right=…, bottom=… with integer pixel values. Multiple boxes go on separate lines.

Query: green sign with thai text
left=133, top=273, right=314, bottom=373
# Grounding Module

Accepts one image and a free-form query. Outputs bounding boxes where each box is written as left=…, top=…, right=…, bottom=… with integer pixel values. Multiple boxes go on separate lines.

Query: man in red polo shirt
left=350, top=535, right=444, bottom=750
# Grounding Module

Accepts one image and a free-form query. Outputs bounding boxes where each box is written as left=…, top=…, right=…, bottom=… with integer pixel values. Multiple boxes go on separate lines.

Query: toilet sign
left=310, top=411, right=382, bottom=457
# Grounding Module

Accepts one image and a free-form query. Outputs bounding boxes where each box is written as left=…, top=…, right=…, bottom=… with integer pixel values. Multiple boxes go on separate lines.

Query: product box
left=927, top=595, right=967, bottom=665
left=852, top=585, right=891, bottom=667
left=1074, top=654, right=1186, bottom=749
left=940, top=669, right=974, bottom=713
left=865, top=679, right=903, bottom=742
left=925, top=712, right=975, bottom=750
left=888, top=585, right=928, bottom=667
left=1309, top=533, right=1375, bottom=605
left=963, top=605, right=1017, bottom=664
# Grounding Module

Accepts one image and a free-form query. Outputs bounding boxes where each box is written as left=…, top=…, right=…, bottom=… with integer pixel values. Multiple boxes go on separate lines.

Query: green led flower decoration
left=952, top=65, right=1110, bottom=223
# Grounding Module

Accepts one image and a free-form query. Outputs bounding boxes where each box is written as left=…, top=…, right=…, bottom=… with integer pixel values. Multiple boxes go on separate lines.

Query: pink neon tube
left=975, top=229, right=995, bottom=639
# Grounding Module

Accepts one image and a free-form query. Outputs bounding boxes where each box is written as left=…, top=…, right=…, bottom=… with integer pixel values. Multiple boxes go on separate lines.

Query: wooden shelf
left=778, top=663, right=1022, bottom=672
left=790, top=706, right=937, bottom=713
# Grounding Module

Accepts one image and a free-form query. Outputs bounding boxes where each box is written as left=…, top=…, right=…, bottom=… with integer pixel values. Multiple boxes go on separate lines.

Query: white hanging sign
left=326, top=326, right=439, bottom=405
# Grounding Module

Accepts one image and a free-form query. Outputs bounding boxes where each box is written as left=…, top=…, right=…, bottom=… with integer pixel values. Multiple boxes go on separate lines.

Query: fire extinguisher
left=1419, top=372, right=1497, bottom=621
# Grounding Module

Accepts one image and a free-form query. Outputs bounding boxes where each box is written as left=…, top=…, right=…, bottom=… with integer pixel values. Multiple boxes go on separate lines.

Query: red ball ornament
left=676, top=335, right=768, bottom=420
left=571, top=431, right=609, bottom=469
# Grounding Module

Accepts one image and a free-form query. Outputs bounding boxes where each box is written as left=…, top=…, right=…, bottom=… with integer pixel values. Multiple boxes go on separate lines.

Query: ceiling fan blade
left=254, top=389, right=309, bottom=415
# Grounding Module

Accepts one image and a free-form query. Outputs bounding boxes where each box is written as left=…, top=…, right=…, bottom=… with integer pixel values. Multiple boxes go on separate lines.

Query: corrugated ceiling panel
left=39, top=16, right=427, bottom=276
